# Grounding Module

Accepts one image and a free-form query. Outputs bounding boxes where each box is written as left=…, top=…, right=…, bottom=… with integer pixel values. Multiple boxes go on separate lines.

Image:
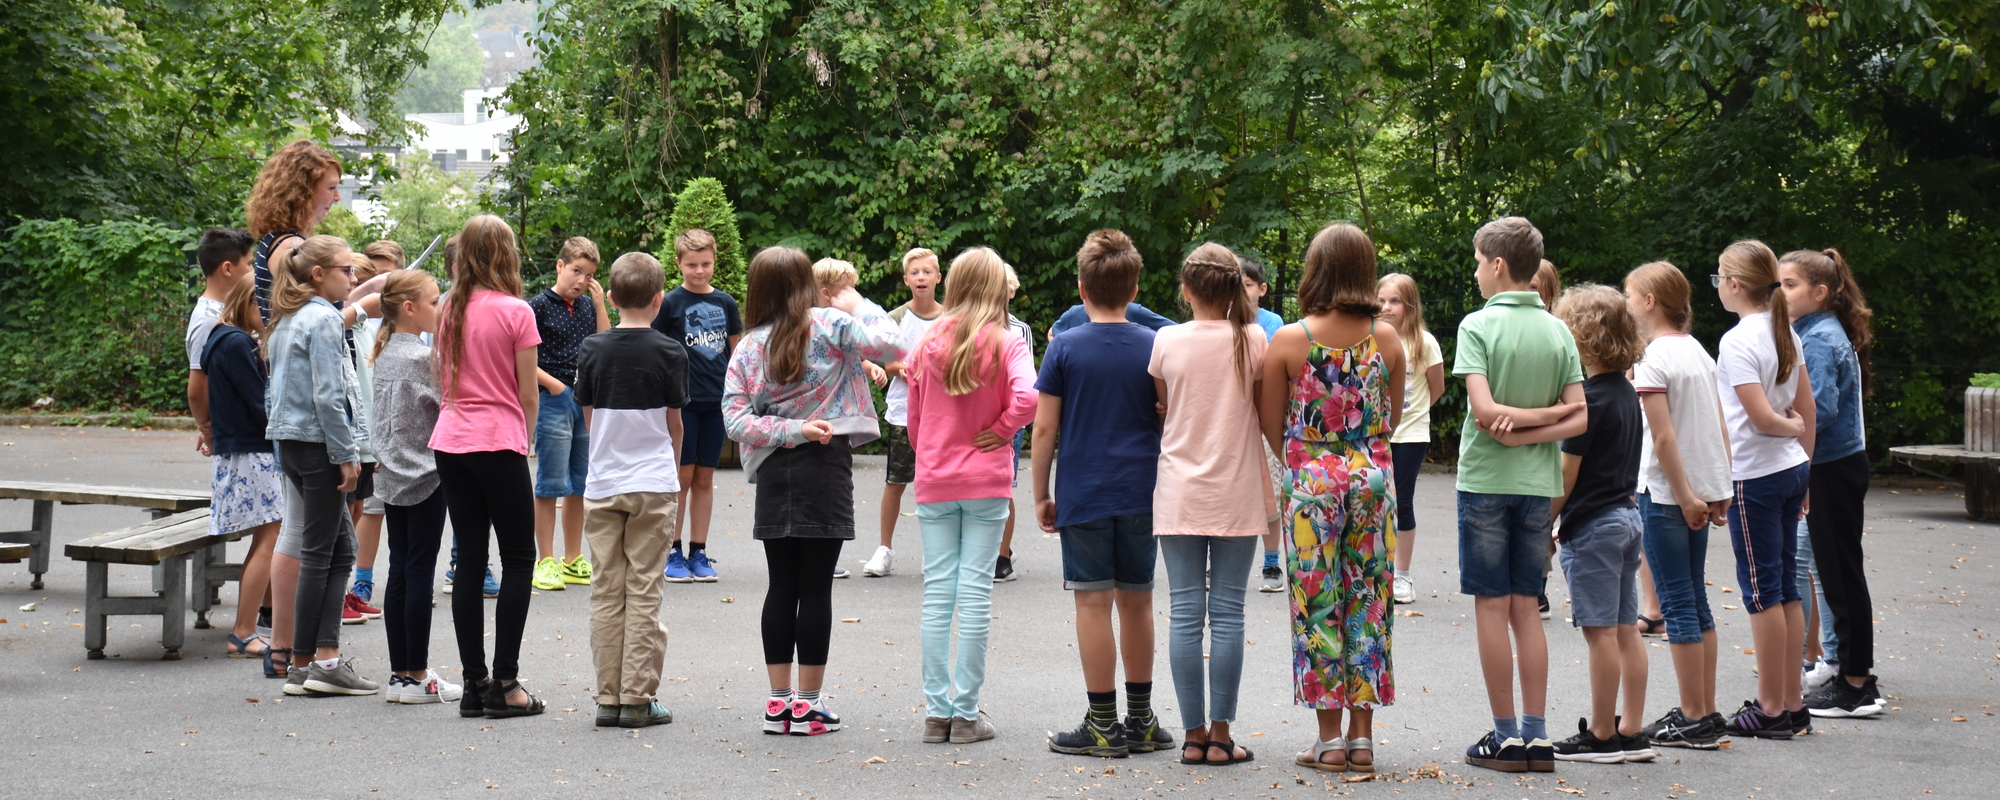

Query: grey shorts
left=1559, top=505, right=1644, bottom=628
left=275, top=479, right=305, bottom=559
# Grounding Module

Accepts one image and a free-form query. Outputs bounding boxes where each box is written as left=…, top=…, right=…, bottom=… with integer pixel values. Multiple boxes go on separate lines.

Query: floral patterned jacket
left=723, top=301, right=905, bottom=480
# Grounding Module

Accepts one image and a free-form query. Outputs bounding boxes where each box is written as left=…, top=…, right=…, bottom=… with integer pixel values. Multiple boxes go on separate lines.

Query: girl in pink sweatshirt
left=905, top=246, right=1039, bottom=745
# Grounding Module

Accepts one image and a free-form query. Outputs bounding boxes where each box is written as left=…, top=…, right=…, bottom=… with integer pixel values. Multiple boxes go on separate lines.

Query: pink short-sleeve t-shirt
left=1148, top=320, right=1274, bottom=536
left=430, top=289, right=541, bottom=455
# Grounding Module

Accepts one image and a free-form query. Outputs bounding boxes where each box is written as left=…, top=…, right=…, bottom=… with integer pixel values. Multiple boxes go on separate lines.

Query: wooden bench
left=62, top=508, right=237, bottom=660
left=0, top=543, right=28, bottom=563
left=0, top=481, right=210, bottom=590
left=1889, top=445, right=2000, bottom=522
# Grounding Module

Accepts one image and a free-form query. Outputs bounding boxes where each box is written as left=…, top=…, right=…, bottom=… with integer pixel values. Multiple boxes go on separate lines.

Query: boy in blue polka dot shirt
left=530, top=236, right=612, bottom=591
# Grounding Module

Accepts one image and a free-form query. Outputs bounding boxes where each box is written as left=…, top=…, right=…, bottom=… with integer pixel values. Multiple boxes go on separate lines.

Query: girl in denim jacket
left=265, top=234, right=376, bottom=697
left=1778, top=249, right=1883, bottom=719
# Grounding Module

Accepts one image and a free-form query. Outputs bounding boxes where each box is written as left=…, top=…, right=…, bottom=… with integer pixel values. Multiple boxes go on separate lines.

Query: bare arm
left=1794, top=368, right=1816, bottom=460
left=1423, top=362, right=1445, bottom=409
left=1487, top=381, right=1589, bottom=446
left=188, top=371, right=211, bottom=455
left=582, top=404, right=592, bottom=429
left=1258, top=324, right=1306, bottom=455
left=1732, top=382, right=1805, bottom=438
left=1464, top=374, right=1581, bottom=430
left=1551, top=452, right=1583, bottom=519
left=1031, top=393, right=1062, bottom=532
left=516, top=347, right=539, bottom=453
left=1153, top=376, right=1170, bottom=418
left=589, top=278, right=611, bottom=333
left=535, top=367, right=565, bottom=394
left=666, top=407, right=683, bottom=459
left=1376, top=322, right=1407, bottom=436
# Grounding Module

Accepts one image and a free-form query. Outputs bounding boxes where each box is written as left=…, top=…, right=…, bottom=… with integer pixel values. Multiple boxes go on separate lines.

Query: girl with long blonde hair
left=1375, top=273, right=1443, bottom=604
left=903, top=247, right=1039, bottom=744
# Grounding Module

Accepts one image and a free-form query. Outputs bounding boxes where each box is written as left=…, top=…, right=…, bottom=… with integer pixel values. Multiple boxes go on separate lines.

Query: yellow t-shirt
left=1390, top=330, right=1444, bottom=444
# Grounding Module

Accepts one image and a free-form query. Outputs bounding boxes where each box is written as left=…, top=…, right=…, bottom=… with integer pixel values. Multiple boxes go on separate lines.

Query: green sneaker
left=532, top=557, right=566, bottom=591
left=595, top=702, right=619, bottom=728
left=560, top=555, right=593, bottom=585
left=620, top=701, right=673, bottom=728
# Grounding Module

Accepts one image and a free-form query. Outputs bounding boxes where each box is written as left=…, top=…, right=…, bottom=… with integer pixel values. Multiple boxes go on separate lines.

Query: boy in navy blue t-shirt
left=1033, top=229, right=1170, bottom=758
left=650, top=229, right=742, bottom=583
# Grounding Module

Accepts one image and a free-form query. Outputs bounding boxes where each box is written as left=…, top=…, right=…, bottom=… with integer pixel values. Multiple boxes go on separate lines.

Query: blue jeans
left=1639, top=494, right=1714, bottom=644
left=917, top=498, right=1009, bottom=719
left=1456, top=492, right=1551, bottom=597
left=1159, top=535, right=1257, bottom=730
left=1795, top=519, right=1841, bottom=664
left=533, top=386, right=589, bottom=498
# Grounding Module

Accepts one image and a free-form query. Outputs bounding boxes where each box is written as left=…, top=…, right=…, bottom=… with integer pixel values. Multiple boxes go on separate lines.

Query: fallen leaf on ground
left=841, top=618, right=861, bottom=623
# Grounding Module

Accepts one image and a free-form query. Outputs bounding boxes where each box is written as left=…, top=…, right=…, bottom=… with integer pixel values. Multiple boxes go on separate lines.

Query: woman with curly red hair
left=245, top=140, right=344, bottom=327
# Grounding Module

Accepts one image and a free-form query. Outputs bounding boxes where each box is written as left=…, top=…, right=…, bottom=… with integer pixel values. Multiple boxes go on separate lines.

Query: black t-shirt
left=650, top=287, right=742, bottom=402
left=573, top=328, right=692, bottom=412
left=1558, top=371, right=1643, bottom=540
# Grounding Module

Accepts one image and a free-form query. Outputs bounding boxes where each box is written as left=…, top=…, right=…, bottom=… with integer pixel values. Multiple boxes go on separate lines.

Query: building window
left=456, top=149, right=468, bottom=160
left=481, top=149, right=492, bottom=161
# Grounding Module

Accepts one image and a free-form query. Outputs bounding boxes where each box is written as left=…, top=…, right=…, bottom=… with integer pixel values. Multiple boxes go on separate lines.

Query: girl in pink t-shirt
left=1149, top=243, right=1272, bottom=766
left=429, top=215, right=544, bottom=719
left=905, top=247, right=1038, bottom=743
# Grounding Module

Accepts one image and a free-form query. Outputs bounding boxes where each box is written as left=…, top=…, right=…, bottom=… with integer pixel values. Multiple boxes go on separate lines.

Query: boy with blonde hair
left=867, top=247, right=944, bottom=578
left=531, top=236, right=611, bottom=591
left=652, top=229, right=742, bottom=582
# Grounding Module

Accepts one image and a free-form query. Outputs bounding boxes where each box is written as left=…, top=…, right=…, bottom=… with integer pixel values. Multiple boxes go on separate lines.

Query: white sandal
left=1294, top=736, right=1347, bottom=772
left=1344, top=736, right=1375, bottom=773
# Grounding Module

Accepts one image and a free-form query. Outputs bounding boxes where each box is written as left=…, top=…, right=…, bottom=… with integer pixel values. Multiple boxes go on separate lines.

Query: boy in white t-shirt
left=574, top=252, right=691, bottom=728
left=865, top=248, right=943, bottom=578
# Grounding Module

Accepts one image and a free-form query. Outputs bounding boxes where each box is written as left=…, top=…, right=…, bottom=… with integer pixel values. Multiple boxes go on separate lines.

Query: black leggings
left=435, top=450, right=535, bottom=682
left=1391, top=441, right=1428, bottom=532
left=761, top=538, right=844, bottom=666
left=1807, top=450, right=1873, bottom=677
left=384, top=487, right=448, bottom=673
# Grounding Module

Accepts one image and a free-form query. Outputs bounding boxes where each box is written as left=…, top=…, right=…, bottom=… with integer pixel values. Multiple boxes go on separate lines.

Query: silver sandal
left=1294, top=736, right=1347, bottom=772
left=1345, top=736, right=1376, bottom=773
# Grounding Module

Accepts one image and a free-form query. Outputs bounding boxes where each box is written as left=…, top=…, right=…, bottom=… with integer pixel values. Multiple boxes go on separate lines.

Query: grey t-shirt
left=370, top=333, right=442, bottom=506
left=187, top=297, right=225, bottom=371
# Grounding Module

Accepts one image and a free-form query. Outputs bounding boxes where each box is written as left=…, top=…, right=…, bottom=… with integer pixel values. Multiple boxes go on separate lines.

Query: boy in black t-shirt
left=650, top=229, right=742, bottom=583
left=1548, top=284, right=1652, bottom=764
left=575, top=252, right=692, bottom=728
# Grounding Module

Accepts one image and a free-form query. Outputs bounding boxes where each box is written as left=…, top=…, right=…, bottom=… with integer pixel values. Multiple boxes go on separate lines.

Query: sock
left=1086, top=691, right=1117, bottom=727
left=796, top=688, right=820, bottom=703
left=673, top=541, right=685, bottom=553
left=353, top=567, right=374, bottom=584
left=316, top=657, right=340, bottom=670
left=1394, top=568, right=1410, bottom=581
left=1494, top=716, right=1520, bottom=740
left=690, top=541, right=706, bottom=553
left=771, top=686, right=792, bottom=699
left=1262, top=550, right=1279, bottom=569
left=1125, top=681, right=1153, bottom=720
left=1522, top=714, right=1547, bottom=742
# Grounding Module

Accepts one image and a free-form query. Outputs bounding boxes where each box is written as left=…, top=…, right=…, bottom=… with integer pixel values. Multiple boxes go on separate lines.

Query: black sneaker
left=1620, top=730, right=1656, bottom=762
left=1789, top=707, right=1813, bottom=736
left=994, top=555, right=1017, bottom=583
left=1642, top=708, right=1719, bottom=750
left=1701, top=712, right=1732, bottom=745
left=1537, top=594, right=1552, bottom=619
left=1552, top=718, right=1624, bottom=763
left=1723, top=699, right=1793, bottom=740
left=1124, top=714, right=1175, bottom=753
left=1048, top=716, right=1129, bottom=758
left=1464, top=730, right=1528, bottom=773
left=1525, top=737, right=1555, bottom=772
left=1806, top=676, right=1884, bottom=718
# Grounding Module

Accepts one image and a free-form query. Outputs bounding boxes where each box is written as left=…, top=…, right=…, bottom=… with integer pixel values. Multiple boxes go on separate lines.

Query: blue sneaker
left=664, top=548, right=693, bottom=583
left=350, top=579, right=375, bottom=605
left=481, top=568, right=500, bottom=598
left=688, top=548, right=718, bottom=582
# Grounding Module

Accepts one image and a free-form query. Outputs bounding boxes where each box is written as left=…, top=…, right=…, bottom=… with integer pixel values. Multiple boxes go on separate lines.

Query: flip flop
left=1205, top=739, right=1255, bottom=766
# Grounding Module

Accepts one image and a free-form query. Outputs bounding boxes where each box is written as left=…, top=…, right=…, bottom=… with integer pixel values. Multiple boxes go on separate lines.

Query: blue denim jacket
left=264, top=296, right=369, bottom=464
left=1792, top=310, right=1864, bottom=462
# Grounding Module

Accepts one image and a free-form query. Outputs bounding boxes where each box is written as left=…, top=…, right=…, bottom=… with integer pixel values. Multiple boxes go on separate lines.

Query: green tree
left=399, top=14, right=487, bottom=115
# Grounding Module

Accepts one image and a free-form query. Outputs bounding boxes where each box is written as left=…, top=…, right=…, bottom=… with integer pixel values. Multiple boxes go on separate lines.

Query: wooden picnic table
left=1888, top=444, right=2000, bottom=521
left=0, top=481, right=210, bottom=589
left=63, top=509, right=218, bottom=659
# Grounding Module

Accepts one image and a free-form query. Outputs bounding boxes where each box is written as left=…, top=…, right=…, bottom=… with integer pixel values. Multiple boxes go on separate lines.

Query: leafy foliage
left=662, top=178, right=749, bottom=297
left=398, top=15, right=487, bottom=115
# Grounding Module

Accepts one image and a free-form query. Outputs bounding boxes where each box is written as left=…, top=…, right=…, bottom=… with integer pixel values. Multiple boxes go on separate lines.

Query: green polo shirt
left=1453, top=291, right=1585, bottom=497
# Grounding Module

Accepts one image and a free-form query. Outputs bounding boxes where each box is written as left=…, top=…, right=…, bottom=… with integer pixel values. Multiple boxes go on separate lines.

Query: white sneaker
left=1392, top=575, right=1415, bottom=605
left=863, top=546, right=894, bottom=577
left=1803, top=659, right=1838, bottom=692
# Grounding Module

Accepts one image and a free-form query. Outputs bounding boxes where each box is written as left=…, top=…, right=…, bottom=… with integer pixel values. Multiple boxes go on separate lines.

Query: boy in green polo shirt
left=1453, top=216, right=1588, bottom=774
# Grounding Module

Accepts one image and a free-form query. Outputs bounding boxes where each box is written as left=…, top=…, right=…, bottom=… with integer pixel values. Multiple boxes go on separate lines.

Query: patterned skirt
left=211, top=451, right=284, bottom=536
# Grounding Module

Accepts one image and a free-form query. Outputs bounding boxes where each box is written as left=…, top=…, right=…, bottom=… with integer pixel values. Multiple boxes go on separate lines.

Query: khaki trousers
left=585, top=491, right=678, bottom=706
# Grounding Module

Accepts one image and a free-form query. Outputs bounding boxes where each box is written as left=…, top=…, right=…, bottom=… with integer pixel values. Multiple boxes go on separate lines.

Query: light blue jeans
left=1159, top=535, right=1258, bottom=731
left=1795, top=520, right=1841, bottom=665
left=917, top=498, right=1010, bottom=720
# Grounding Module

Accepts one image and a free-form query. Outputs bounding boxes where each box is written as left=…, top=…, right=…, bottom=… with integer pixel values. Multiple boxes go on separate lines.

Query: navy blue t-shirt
left=651, top=286, right=742, bottom=402
left=1036, top=322, right=1162, bottom=528
left=529, top=289, right=597, bottom=386
left=1049, top=303, right=1175, bottom=338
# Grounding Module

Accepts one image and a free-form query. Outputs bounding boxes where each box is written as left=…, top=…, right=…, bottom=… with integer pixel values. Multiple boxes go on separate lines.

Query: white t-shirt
left=186, top=296, right=225, bottom=371
left=1632, top=334, right=1732, bottom=504
left=883, top=304, right=942, bottom=427
left=352, top=317, right=380, bottom=462
left=1390, top=329, right=1444, bottom=444
left=1717, top=312, right=1810, bottom=481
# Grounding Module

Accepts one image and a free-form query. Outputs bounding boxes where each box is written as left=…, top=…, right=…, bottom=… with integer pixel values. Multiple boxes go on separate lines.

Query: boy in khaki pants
left=574, top=252, right=692, bottom=728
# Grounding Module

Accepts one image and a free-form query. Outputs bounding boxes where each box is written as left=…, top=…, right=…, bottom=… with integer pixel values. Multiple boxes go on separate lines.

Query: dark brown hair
left=609, top=252, right=665, bottom=309
left=1779, top=248, right=1873, bottom=394
left=1181, top=242, right=1255, bottom=389
left=1473, top=216, right=1544, bottom=284
left=1298, top=222, right=1382, bottom=318
left=437, top=215, right=524, bottom=401
left=742, top=246, right=817, bottom=384
left=1718, top=239, right=1797, bottom=384
left=1623, top=261, right=1693, bottom=333
left=1076, top=229, right=1142, bottom=307
left=1556, top=283, right=1645, bottom=373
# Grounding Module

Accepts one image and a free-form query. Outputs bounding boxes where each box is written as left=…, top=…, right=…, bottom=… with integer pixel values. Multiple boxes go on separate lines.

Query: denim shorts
left=534, top=386, right=589, bottom=497
left=680, top=401, right=726, bottom=469
left=1059, top=513, right=1157, bottom=592
left=1728, top=461, right=1810, bottom=614
left=1558, top=506, right=1643, bottom=627
left=1639, top=494, right=1715, bottom=644
left=1457, top=491, right=1551, bottom=597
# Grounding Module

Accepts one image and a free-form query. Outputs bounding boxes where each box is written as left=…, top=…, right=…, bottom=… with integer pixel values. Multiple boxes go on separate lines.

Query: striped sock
left=796, top=688, right=820, bottom=702
left=771, top=686, right=792, bottom=700
left=1086, top=691, right=1117, bottom=728
left=1125, top=681, right=1154, bottom=721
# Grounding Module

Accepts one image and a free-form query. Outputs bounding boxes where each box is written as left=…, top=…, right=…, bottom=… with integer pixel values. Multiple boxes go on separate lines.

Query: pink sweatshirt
left=905, top=319, right=1039, bottom=504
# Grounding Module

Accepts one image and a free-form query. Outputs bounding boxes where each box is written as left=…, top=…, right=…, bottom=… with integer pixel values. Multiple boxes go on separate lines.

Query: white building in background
left=405, top=87, right=519, bottom=181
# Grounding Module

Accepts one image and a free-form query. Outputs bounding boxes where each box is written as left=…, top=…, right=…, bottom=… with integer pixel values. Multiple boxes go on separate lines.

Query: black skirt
left=752, top=435, right=855, bottom=540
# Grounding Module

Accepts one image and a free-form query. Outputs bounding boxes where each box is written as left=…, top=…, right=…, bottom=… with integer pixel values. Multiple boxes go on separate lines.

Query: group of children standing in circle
left=183, top=139, right=1882, bottom=777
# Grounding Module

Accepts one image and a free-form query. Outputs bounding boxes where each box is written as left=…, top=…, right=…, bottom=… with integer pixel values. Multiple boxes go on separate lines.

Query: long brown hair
left=742, top=246, right=817, bottom=384
left=1623, top=261, right=1693, bottom=333
left=921, top=247, right=1012, bottom=396
left=436, top=215, right=523, bottom=400
left=1180, top=242, right=1255, bottom=389
left=268, top=235, right=351, bottom=322
left=370, top=270, right=439, bottom=365
left=245, top=140, right=341, bottom=238
left=1298, top=223, right=1383, bottom=318
left=1779, top=248, right=1874, bottom=395
left=1719, top=239, right=1797, bottom=384
left=1377, top=272, right=1427, bottom=365
left=1533, top=260, right=1562, bottom=311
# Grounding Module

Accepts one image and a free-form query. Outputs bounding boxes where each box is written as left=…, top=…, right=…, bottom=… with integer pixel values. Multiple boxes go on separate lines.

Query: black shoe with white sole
left=1621, top=731, right=1656, bottom=762
left=1642, top=708, right=1719, bottom=750
left=1552, top=719, right=1623, bottom=763
left=1806, top=676, right=1884, bottom=718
